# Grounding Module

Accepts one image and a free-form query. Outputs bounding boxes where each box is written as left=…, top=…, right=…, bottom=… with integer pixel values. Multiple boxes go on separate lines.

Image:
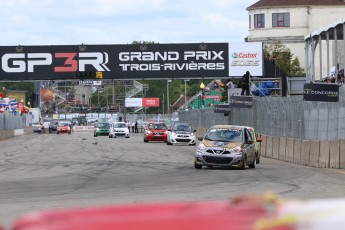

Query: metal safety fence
left=0, top=114, right=25, bottom=130
left=178, top=109, right=229, bottom=130
left=179, top=84, right=345, bottom=141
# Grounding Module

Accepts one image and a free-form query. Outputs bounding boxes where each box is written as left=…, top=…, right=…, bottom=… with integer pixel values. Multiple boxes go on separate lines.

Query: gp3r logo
left=1, top=52, right=110, bottom=73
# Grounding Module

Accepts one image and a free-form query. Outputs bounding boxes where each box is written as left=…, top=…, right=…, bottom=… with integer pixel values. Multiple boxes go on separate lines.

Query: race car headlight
left=96, top=128, right=100, bottom=131
left=232, top=146, right=243, bottom=152
left=164, top=131, right=168, bottom=134
left=197, top=142, right=205, bottom=150
left=190, top=133, right=195, bottom=136
left=146, top=130, right=152, bottom=134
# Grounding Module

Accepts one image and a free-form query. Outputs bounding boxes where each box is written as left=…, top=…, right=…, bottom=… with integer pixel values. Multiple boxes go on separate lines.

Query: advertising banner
left=228, top=42, right=263, bottom=77
left=125, top=98, right=142, bottom=107
left=230, top=96, right=253, bottom=108
left=0, top=43, right=228, bottom=81
left=214, top=104, right=231, bottom=113
left=142, top=98, right=159, bottom=107
left=125, top=98, right=160, bottom=107
left=303, top=83, right=339, bottom=102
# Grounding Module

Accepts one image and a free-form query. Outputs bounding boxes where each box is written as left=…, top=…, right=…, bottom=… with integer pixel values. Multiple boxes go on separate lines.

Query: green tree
left=264, top=41, right=305, bottom=77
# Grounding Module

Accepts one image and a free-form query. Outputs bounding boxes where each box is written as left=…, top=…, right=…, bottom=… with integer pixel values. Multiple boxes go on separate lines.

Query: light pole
left=184, top=79, right=189, bottom=110
left=167, top=80, right=172, bottom=114
left=200, top=82, right=205, bottom=109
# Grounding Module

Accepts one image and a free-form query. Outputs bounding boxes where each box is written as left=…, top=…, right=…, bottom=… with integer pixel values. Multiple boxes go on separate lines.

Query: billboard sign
left=142, top=98, right=160, bottom=107
left=303, top=83, right=339, bottom=102
left=214, top=104, right=231, bottom=113
left=228, top=42, right=263, bottom=77
left=125, top=98, right=160, bottom=107
left=230, top=96, right=253, bottom=108
left=0, top=43, right=228, bottom=81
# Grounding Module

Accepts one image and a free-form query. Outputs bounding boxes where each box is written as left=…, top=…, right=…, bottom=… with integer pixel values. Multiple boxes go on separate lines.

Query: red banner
left=142, top=98, right=160, bottom=107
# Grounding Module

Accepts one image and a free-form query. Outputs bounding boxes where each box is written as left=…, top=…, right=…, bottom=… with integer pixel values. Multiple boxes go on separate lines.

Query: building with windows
left=246, top=0, right=345, bottom=80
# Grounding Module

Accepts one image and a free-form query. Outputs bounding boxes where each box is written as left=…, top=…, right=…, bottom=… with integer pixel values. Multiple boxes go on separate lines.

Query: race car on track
left=194, top=125, right=260, bottom=169
left=245, top=126, right=262, bottom=164
left=56, top=121, right=72, bottom=134
left=109, top=122, right=130, bottom=138
left=94, top=122, right=111, bottom=137
left=143, top=122, right=168, bottom=143
left=167, top=123, right=196, bottom=145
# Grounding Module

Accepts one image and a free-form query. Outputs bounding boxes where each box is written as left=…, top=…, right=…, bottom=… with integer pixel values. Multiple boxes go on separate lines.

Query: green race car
left=94, top=122, right=111, bottom=137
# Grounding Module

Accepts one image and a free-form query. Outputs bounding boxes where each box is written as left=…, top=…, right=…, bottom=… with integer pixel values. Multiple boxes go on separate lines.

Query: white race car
left=109, top=122, right=130, bottom=138
left=167, top=123, right=196, bottom=145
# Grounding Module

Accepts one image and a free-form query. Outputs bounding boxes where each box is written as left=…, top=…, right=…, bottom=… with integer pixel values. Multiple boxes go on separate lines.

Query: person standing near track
left=241, top=71, right=251, bottom=96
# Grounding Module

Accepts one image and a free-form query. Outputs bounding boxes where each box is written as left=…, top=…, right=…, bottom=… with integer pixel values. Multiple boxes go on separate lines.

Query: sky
left=0, top=0, right=258, bottom=46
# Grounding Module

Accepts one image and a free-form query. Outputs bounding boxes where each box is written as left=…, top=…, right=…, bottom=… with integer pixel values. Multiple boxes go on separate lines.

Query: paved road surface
left=1, top=132, right=345, bottom=229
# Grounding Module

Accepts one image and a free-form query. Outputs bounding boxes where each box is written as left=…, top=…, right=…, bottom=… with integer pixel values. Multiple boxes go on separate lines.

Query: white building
left=246, top=0, right=345, bottom=80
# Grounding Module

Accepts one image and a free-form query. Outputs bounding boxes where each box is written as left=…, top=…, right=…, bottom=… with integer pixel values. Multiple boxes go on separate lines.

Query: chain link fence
left=178, top=85, right=345, bottom=141
left=178, top=109, right=229, bottom=130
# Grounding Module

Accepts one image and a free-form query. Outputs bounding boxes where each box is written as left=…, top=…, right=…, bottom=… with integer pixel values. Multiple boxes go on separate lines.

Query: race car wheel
left=248, top=157, right=256, bottom=169
left=144, top=138, right=148, bottom=143
left=94, top=134, right=97, bottom=137
left=57, top=132, right=59, bottom=135
left=241, top=157, right=246, bottom=170
left=194, top=159, right=202, bottom=169
left=256, top=153, right=260, bottom=164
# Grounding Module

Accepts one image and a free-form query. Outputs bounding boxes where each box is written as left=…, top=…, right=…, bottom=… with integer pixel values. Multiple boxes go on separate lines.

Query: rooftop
left=247, top=0, right=345, bottom=10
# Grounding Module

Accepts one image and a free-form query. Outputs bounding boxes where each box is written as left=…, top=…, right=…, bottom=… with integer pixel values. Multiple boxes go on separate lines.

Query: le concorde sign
left=0, top=43, right=228, bottom=81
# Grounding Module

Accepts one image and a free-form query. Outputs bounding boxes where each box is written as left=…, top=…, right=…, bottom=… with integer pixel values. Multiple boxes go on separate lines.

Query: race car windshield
left=148, top=124, right=166, bottom=129
left=97, top=123, right=110, bottom=128
left=173, top=125, right=192, bottom=132
left=205, top=129, right=242, bottom=142
left=58, top=122, right=69, bottom=126
left=114, top=123, right=126, bottom=128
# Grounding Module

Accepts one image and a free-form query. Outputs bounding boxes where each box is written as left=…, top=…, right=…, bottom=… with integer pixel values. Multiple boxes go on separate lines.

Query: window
left=249, top=15, right=251, bottom=29
left=254, top=14, right=265, bottom=28
left=272, top=13, right=290, bottom=27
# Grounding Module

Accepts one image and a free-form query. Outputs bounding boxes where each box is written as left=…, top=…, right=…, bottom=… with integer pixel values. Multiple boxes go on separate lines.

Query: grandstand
left=187, top=80, right=224, bottom=110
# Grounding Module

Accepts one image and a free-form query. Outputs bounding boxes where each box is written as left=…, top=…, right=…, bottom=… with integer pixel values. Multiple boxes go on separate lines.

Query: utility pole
left=167, top=80, right=172, bottom=114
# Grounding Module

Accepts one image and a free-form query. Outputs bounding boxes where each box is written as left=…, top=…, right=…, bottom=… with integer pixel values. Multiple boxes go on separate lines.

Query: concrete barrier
left=293, top=139, right=302, bottom=165
left=329, top=140, right=340, bottom=169
left=309, top=140, right=320, bottom=167
left=340, top=139, right=345, bottom=169
left=14, top=129, right=24, bottom=136
left=260, top=135, right=267, bottom=157
left=266, top=136, right=273, bottom=158
left=278, top=137, right=286, bottom=161
left=301, top=140, right=311, bottom=166
left=0, top=130, right=15, bottom=140
left=285, top=138, right=294, bottom=163
left=319, top=141, right=330, bottom=168
left=196, top=128, right=207, bottom=139
left=272, top=136, right=280, bottom=159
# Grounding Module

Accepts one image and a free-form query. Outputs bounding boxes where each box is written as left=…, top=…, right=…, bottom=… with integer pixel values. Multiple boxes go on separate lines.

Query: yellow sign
left=96, top=72, right=103, bottom=79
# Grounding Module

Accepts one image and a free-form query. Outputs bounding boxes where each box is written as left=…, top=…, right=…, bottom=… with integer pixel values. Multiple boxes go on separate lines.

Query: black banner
left=0, top=43, right=228, bottom=81
left=214, top=104, right=231, bottom=113
left=303, top=83, right=339, bottom=102
left=230, top=96, right=253, bottom=108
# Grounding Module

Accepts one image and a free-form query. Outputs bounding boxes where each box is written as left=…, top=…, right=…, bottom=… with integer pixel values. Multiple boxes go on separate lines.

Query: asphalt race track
left=1, top=132, right=345, bottom=228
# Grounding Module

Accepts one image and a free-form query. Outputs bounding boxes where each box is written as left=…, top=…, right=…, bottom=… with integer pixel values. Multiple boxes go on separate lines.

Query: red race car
left=56, top=121, right=72, bottom=134
left=143, top=122, right=168, bottom=143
